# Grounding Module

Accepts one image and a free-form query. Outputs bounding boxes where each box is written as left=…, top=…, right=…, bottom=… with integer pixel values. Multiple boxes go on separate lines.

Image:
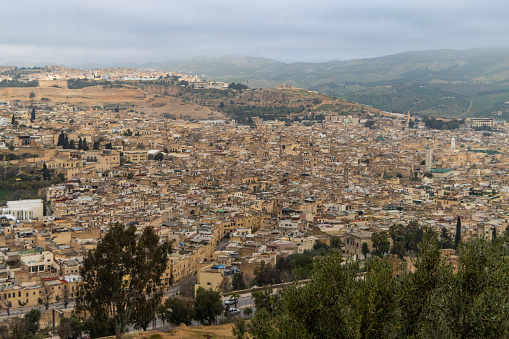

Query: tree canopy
left=249, top=229, right=509, bottom=338
left=157, top=296, right=194, bottom=326
left=76, top=223, right=171, bottom=339
left=193, top=287, right=224, bottom=325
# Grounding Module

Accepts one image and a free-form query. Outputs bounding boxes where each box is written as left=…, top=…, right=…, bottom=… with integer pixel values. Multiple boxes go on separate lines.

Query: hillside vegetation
left=248, top=230, right=509, bottom=339
left=149, top=48, right=509, bottom=119
left=136, top=83, right=381, bottom=123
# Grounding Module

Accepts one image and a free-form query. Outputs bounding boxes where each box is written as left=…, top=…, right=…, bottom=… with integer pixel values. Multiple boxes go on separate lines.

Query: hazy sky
left=1, top=0, right=509, bottom=66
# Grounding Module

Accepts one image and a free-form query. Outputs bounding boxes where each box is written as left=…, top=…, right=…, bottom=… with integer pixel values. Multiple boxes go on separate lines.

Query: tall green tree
left=253, top=261, right=282, bottom=286
left=57, top=132, right=65, bottom=147
left=388, top=224, right=406, bottom=243
left=63, top=135, right=69, bottom=149
left=76, top=223, right=171, bottom=339
left=455, top=216, right=462, bottom=248
left=193, top=287, right=224, bottom=325
left=82, top=138, right=89, bottom=151
left=57, top=315, right=83, bottom=339
left=233, top=316, right=249, bottom=339
left=232, top=272, right=246, bottom=291
left=361, top=242, right=370, bottom=259
left=440, top=227, right=452, bottom=249
left=24, top=309, right=41, bottom=335
left=399, top=228, right=450, bottom=337
left=131, top=294, right=158, bottom=331
left=82, top=318, right=115, bottom=338
left=371, top=231, right=390, bottom=256
left=29, top=91, right=35, bottom=107
left=157, top=296, right=194, bottom=326
left=249, top=309, right=275, bottom=339
left=30, top=108, right=35, bottom=121
left=8, top=318, right=30, bottom=339
left=252, top=289, right=279, bottom=319
left=154, top=152, right=164, bottom=161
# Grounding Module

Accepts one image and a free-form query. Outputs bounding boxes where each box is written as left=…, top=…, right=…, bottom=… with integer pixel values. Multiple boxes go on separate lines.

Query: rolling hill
left=146, top=48, right=509, bottom=119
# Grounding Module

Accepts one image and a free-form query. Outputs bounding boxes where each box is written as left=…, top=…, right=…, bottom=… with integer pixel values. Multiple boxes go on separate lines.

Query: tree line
left=0, top=80, right=38, bottom=87
left=57, top=132, right=92, bottom=150
left=67, top=79, right=107, bottom=89
left=225, top=104, right=305, bottom=125
left=423, top=117, right=462, bottom=130
left=246, top=228, right=509, bottom=338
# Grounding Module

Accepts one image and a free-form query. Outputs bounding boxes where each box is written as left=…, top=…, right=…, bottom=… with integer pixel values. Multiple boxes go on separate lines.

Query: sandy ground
left=136, top=98, right=225, bottom=120
left=0, top=86, right=225, bottom=120
left=125, top=323, right=237, bottom=339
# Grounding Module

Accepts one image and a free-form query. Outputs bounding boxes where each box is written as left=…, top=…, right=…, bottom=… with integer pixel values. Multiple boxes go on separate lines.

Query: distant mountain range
left=145, top=48, right=509, bottom=119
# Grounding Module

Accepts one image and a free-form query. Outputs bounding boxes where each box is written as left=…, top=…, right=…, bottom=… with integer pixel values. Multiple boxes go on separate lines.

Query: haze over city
left=2, top=0, right=509, bottom=66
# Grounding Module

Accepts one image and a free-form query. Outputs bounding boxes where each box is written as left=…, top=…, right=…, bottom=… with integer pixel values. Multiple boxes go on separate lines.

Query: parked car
left=224, top=299, right=236, bottom=306
left=226, top=308, right=240, bottom=316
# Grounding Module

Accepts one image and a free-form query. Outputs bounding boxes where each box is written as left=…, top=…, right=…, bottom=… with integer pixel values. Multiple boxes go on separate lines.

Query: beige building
left=195, top=262, right=227, bottom=294
left=124, top=150, right=148, bottom=162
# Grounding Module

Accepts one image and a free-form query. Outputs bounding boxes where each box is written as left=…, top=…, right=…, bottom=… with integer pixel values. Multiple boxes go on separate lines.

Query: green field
left=470, top=90, right=509, bottom=114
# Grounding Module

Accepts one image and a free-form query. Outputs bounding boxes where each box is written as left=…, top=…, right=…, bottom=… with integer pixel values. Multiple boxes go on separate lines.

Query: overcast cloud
left=1, top=0, right=509, bottom=66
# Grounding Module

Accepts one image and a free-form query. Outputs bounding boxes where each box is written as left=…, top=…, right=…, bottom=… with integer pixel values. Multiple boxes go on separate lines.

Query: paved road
left=222, top=292, right=256, bottom=314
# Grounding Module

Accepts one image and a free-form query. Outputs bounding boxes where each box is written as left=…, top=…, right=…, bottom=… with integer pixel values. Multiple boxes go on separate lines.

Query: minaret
left=406, top=111, right=410, bottom=125
left=451, top=136, right=456, bottom=149
left=425, top=148, right=432, bottom=171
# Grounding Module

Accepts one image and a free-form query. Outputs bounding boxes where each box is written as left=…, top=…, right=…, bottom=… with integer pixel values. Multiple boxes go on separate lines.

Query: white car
left=227, top=308, right=240, bottom=316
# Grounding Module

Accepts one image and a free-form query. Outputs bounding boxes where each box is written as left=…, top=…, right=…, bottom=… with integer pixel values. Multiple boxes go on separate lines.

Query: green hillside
left=149, top=48, right=509, bottom=119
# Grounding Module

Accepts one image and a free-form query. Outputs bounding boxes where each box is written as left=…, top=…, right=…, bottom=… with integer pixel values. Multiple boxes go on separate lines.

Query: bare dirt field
left=0, top=86, right=226, bottom=120
left=136, top=98, right=226, bottom=120
left=106, top=323, right=237, bottom=339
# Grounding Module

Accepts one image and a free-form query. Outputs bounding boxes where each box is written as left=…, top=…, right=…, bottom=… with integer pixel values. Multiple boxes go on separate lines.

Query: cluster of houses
left=0, top=87, right=508, bottom=309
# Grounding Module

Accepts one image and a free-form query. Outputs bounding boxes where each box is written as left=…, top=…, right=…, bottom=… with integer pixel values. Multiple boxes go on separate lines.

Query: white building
left=0, top=199, right=44, bottom=221
left=20, top=250, right=56, bottom=274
